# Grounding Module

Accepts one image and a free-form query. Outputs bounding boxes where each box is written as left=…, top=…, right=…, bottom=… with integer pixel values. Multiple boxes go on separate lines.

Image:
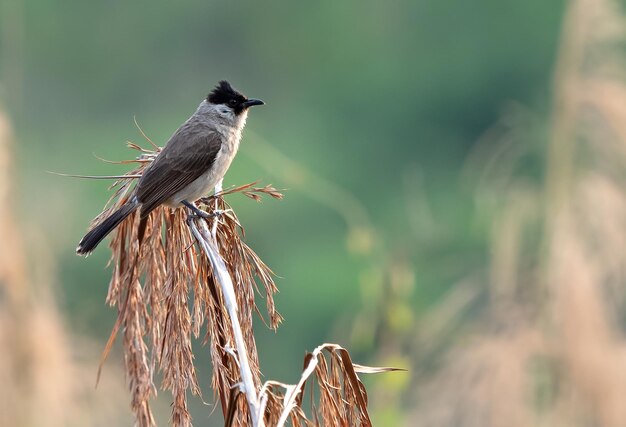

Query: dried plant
left=87, top=141, right=281, bottom=426
left=259, top=343, right=402, bottom=427
left=83, top=134, right=397, bottom=426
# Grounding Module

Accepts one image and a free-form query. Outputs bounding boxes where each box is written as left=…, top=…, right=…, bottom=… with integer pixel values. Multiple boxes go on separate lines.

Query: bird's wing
left=136, top=129, right=222, bottom=216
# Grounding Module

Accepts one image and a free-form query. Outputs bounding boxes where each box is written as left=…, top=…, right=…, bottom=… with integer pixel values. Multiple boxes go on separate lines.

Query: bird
left=76, top=80, right=264, bottom=256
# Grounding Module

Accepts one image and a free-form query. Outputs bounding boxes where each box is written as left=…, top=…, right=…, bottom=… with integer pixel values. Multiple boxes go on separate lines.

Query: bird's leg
left=182, top=200, right=212, bottom=219
left=182, top=200, right=230, bottom=220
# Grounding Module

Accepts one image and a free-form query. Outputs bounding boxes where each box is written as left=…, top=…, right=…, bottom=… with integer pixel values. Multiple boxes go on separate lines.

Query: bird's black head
left=207, top=80, right=264, bottom=115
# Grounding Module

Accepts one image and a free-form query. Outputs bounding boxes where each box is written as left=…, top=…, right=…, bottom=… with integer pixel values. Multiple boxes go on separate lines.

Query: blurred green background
left=1, top=0, right=572, bottom=425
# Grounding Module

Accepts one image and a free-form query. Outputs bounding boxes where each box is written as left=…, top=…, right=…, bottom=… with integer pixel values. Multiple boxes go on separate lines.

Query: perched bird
left=76, top=80, right=264, bottom=255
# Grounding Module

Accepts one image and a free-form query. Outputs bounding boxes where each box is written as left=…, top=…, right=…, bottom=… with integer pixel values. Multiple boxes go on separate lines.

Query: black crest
left=207, top=80, right=246, bottom=106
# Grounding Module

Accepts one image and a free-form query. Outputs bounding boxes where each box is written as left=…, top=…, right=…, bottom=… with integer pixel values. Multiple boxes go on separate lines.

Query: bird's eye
left=228, top=99, right=238, bottom=107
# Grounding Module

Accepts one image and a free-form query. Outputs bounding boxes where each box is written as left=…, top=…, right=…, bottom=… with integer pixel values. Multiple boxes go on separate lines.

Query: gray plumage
left=76, top=81, right=263, bottom=255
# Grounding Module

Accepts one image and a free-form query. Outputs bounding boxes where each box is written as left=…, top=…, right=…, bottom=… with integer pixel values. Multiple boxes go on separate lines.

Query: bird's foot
left=182, top=200, right=212, bottom=219
left=182, top=200, right=231, bottom=220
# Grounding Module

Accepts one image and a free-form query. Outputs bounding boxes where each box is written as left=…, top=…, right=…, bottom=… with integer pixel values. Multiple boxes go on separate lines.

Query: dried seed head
left=85, top=142, right=283, bottom=426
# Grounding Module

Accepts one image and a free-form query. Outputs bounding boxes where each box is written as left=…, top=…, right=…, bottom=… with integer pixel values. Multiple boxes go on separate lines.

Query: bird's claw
left=182, top=200, right=212, bottom=219
left=183, top=201, right=232, bottom=221
left=191, top=208, right=232, bottom=220
left=187, top=210, right=212, bottom=220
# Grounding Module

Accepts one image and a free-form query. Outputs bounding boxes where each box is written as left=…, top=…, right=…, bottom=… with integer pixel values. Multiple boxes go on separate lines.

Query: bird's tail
left=76, top=199, right=139, bottom=256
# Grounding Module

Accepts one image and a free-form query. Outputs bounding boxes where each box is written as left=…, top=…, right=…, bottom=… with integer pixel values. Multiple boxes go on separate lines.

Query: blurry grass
left=0, top=106, right=133, bottom=426
left=405, top=0, right=626, bottom=425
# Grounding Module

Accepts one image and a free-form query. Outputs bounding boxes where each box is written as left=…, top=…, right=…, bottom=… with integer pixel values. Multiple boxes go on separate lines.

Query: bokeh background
left=5, top=0, right=626, bottom=425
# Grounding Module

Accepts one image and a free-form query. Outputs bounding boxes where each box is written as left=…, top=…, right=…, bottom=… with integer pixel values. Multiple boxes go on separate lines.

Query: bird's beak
left=242, top=99, right=265, bottom=108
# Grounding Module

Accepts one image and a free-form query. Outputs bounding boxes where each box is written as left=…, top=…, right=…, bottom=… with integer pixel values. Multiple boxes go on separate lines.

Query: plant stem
left=187, top=217, right=261, bottom=426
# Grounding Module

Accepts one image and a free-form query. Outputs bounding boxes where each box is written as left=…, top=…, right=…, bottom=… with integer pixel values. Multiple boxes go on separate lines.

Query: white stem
left=275, top=343, right=329, bottom=427
left=188, top=218, right=260, bottom=426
